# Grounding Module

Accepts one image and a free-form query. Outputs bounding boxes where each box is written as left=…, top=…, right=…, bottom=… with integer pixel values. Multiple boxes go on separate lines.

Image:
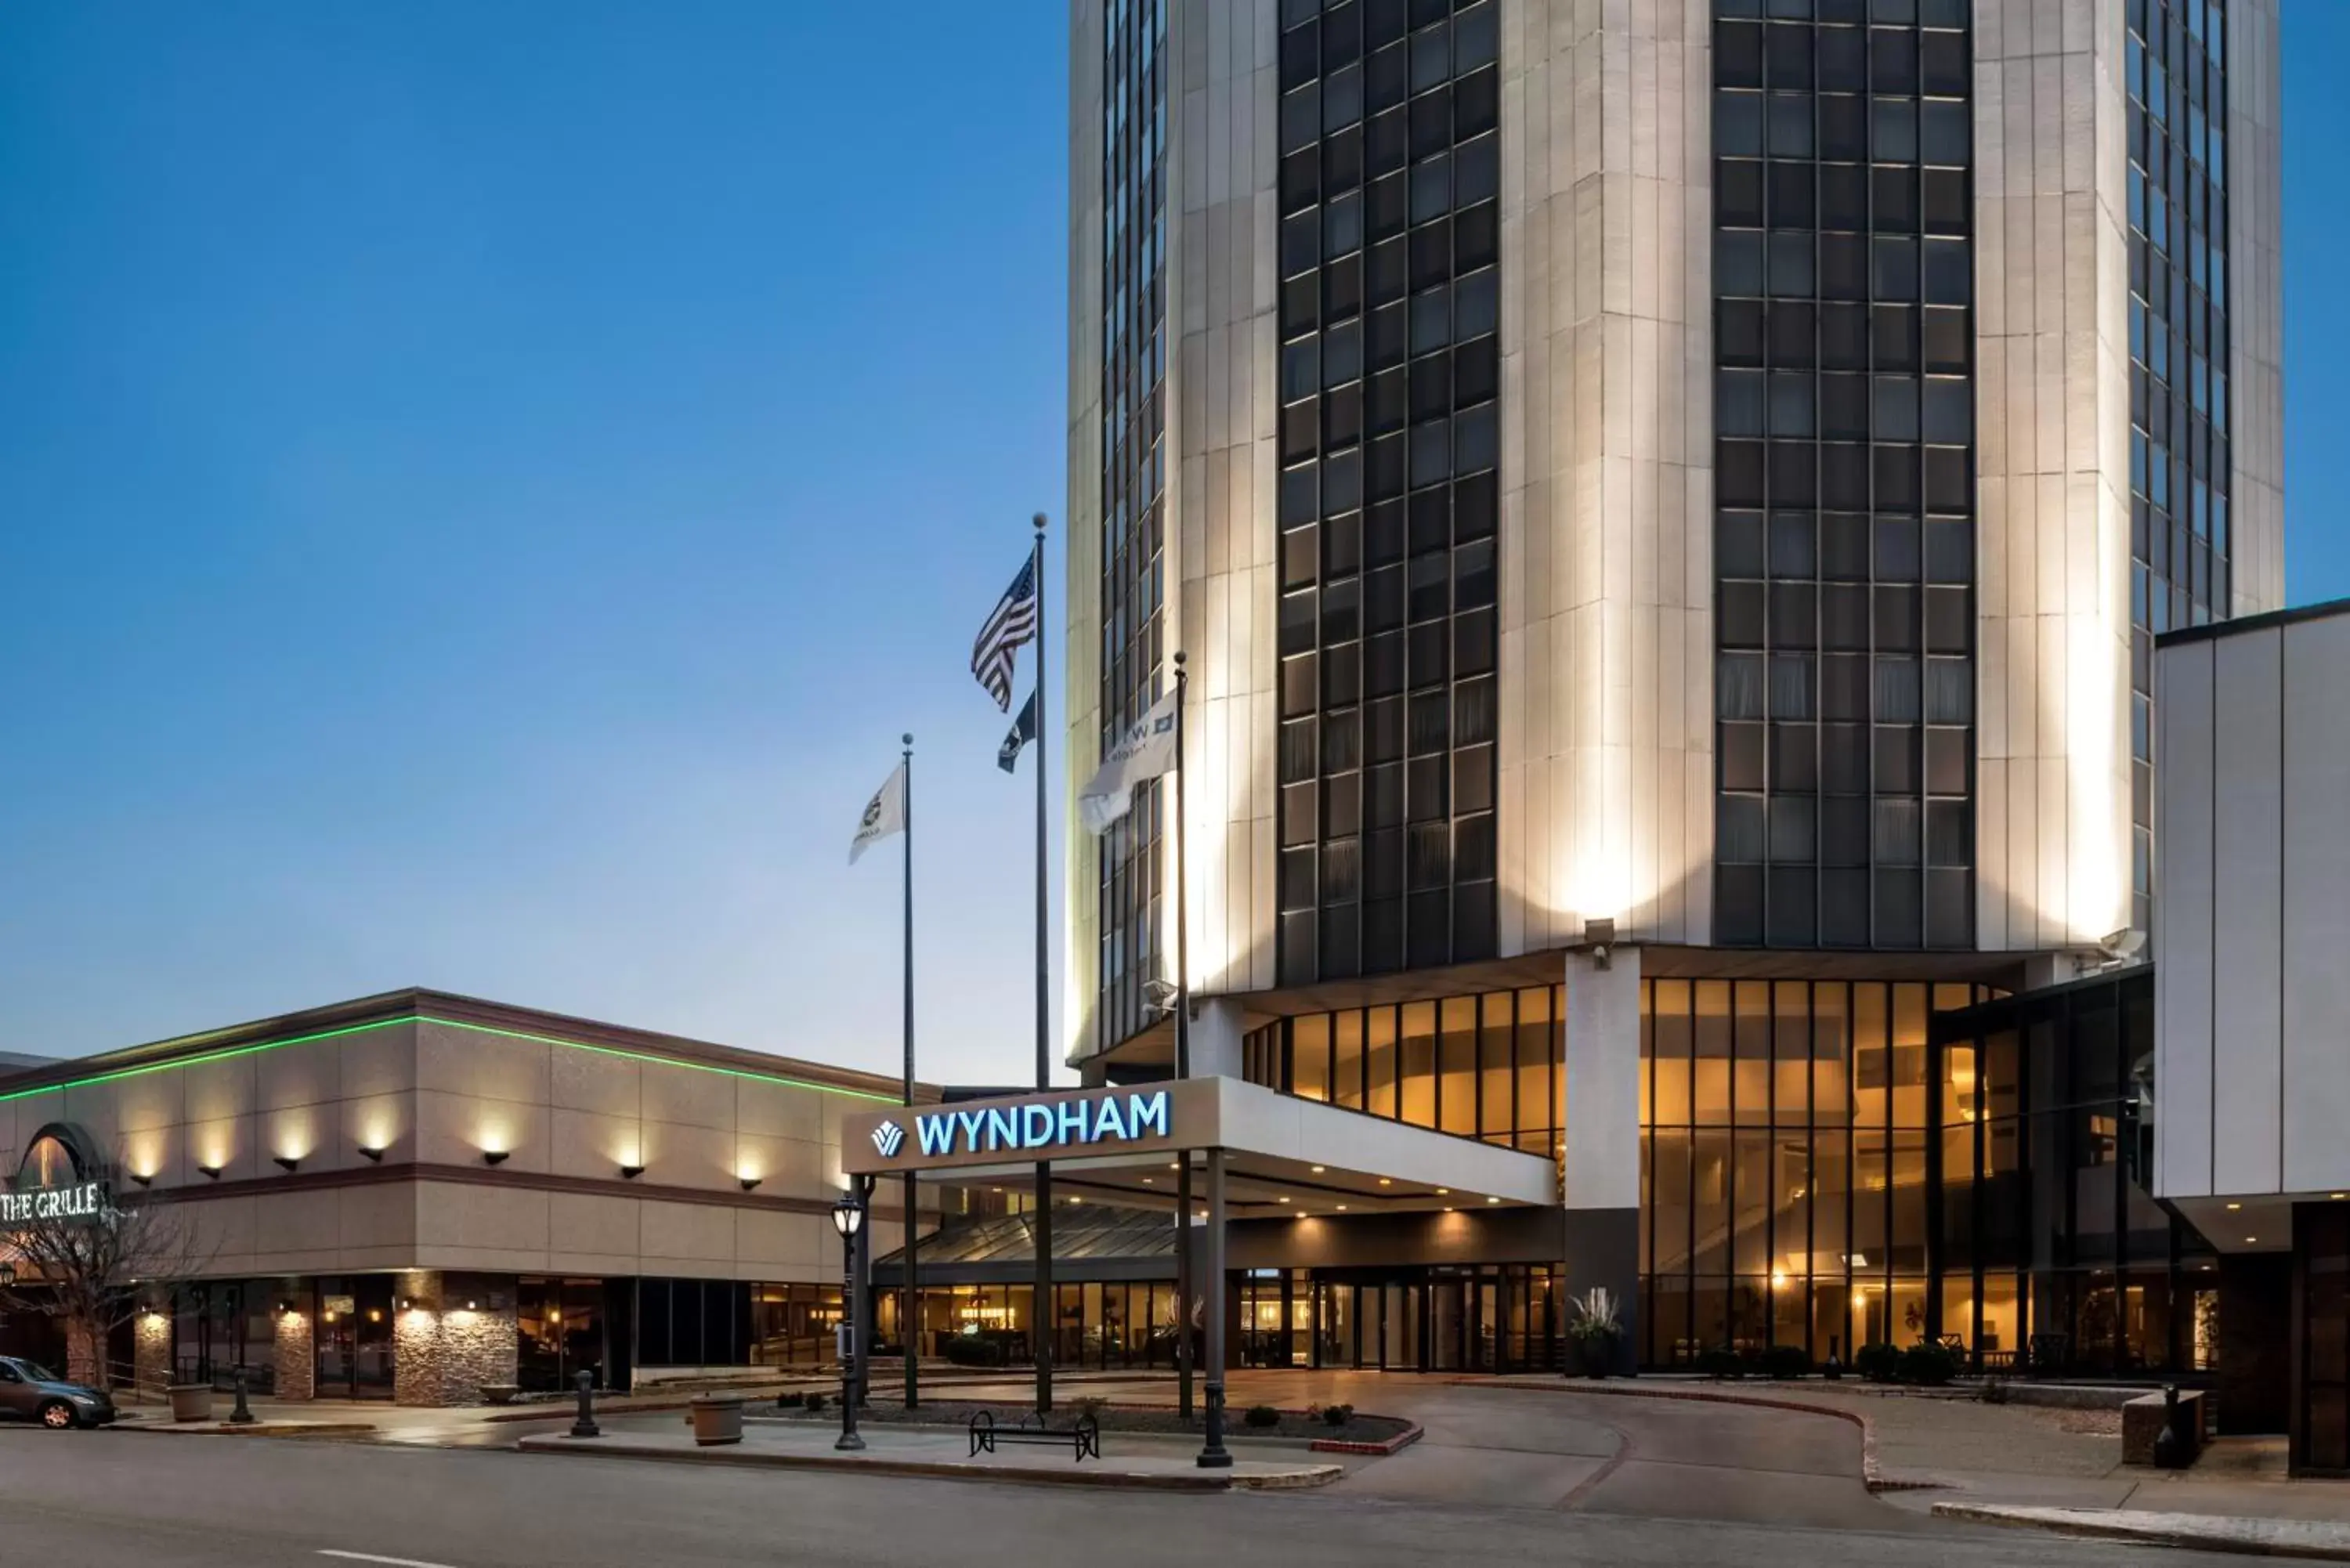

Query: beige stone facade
left=0, top=989, right=921, bottom=1404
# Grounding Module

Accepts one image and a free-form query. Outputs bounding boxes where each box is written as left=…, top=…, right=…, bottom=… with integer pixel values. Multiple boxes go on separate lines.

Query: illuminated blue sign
left=898, top=1090, right=1172, bottom=1160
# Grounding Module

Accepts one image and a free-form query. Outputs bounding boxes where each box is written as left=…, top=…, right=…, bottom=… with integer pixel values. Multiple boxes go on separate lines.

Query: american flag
left=971, top=554, right=1039, bottom=711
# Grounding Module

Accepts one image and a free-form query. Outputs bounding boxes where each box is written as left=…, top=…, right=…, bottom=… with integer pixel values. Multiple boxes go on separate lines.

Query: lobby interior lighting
left=619, top=1163, right=645, bottom=1180
left=197, top=1164, right=222, bottom=1180
left=359, top=1146, right=385, bottom=1164
left=273, top=1155, right=300, bottom=1172
left=483, top=1150, right=511, bottom=1166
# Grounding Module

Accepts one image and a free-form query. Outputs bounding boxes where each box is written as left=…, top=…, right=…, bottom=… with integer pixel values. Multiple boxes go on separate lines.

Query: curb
left=1467, top=1378, right=1929, bottom=1494
left=1311, top=1423, right=1424, bottom=1456
left=511, top=1435, right=1341, bottom=1493
left=118, top=1420, right=379, bottom=1439
left=1932, top=1501, right=2350, bottom=1561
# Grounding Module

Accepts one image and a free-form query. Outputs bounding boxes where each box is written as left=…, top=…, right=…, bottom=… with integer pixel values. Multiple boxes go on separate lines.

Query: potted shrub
left=1244, top=1404, right=1282, bottom=1429
left=167, top=1383, right=216, bottom=1423
left=1567, top=1287, right=1622, bottom=1378
left=689, top=1393, right=746, bottom=1446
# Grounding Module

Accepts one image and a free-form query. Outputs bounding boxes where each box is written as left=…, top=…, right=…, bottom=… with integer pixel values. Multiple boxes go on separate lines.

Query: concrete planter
left=689, top=1394, right=745, bottom=1447
left=167, top=1384, right=216, bottom=1423
left=480, top=1384, right=521, bottom=1406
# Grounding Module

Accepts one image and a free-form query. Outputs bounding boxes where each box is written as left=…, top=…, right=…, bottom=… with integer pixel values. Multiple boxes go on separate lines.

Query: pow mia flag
left=997, top=691, right=1038, bottom=775
left=848, top=761, right=908, bottom=865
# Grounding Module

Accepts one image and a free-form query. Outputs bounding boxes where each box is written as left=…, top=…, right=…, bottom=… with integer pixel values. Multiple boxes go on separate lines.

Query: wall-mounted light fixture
left=620, top=1163, right=645, bottom=1180
left=1577, top=916, right=1618, bottom=970
left=197, top=1165, right=222, bottom=1180
left=273, top=1155, right=301, bottom=1173
left=128, top=1172, right=154, bottom=1188
left=397, top=1297, right=414, bottom=1313
left=464, top=1299, right=479, bottom=1312
left=359, top=1146, right=385, bottom=1164
left=277, top=1299, right=296, bottom=1315
left=739, top=1176, right=762, bottom=1193
left=483, top=1150, right=511, bottom=1167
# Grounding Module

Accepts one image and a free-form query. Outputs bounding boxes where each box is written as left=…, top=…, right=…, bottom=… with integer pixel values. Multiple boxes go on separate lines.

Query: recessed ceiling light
left=2227, top=1202, right=2242, bottom=1211
left=2247, top=1236, right=2258, bottom=1245
left=1278, top=1195, right=1291, bottom=1204
left=1336, top=1204, right=1348, bottom=1212
left=1068, top=1195, right=1083, bottom=1205
left=1378, top=1177, right=1391, bottom=1186
left=1442, top=1206, right=1454, bottom=1213
left=1486, top=1196, right=1500, bottom=1204
left=1169, top=1162, right=1180, bottom=1170
left=1311, top=1165, right=1326, bottom=1173
left=2334, top=1194, right=2346, bottom=1201
left=1141, top=1176, right=1154, bottom=1184
left=1437, top=1188, right=1450, bottom=1195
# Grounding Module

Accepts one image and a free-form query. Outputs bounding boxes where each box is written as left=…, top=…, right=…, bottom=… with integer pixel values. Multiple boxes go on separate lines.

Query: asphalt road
left=0, top=1425, right=2247, bottom=1568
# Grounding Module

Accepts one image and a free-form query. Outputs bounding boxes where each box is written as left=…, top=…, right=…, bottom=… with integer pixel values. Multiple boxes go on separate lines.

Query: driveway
left=942, top=1368, right=1914, bottom=1530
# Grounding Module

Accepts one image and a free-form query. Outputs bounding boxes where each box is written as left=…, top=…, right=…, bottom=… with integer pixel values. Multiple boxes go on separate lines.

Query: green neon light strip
left=0, top=1014, right=902, bottom=1107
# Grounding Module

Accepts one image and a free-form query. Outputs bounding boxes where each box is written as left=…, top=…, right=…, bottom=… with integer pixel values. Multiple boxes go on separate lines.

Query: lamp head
left=831, top=1192, right=866, bottom=1239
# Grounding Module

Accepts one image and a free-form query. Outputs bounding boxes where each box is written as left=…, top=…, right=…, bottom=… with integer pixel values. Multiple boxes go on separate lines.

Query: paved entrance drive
left=942, top=1369, right=1907, bottom=1530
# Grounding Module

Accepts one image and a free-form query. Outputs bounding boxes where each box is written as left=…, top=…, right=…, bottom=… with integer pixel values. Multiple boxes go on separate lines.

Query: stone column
left=134, top=1306, right=170, bottom=1400
left=274, top=1301, right=316, bottom=1401
left=1562, top=945, right=1643, bottom=1374
left=392, top=1270, right=521, bottom=1407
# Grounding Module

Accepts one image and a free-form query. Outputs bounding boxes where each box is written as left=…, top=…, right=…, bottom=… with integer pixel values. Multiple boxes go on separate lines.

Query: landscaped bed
left=750, top=1396, right=1408, bottom=1447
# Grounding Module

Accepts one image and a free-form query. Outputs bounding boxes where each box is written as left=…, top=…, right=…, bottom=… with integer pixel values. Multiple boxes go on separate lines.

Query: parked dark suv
left=0, top=1356, right=117, bottom=1429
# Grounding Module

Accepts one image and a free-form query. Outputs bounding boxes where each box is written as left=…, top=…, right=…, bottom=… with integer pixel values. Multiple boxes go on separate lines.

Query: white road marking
left=318, top=1552, right=465, bottom=1568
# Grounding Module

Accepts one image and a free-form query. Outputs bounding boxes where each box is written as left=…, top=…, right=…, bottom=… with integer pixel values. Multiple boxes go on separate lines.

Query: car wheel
left=38, top=1401, right=78, bottom=1431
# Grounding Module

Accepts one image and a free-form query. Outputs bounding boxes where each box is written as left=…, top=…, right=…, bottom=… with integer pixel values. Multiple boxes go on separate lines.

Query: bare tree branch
left=0, top=1169, right=220, bottom=1385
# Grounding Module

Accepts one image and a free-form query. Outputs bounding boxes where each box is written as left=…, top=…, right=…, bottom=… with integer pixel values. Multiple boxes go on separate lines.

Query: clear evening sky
left=1, top=5, right=2342, bottom=1086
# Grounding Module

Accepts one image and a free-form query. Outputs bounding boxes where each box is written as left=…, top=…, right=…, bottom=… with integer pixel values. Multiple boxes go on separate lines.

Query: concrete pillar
left=1189, top=997, right=1245, bottom=1080
left=1563, top=945, right=1642, bottom=1374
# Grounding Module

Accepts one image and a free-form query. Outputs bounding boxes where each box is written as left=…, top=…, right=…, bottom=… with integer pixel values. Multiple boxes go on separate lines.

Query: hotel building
left=1056, top=0, right=2283, bottom=1375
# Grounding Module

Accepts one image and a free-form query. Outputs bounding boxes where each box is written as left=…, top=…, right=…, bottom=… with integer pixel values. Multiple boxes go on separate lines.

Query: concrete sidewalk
left=513, top=1419, right=1348, bottom=1491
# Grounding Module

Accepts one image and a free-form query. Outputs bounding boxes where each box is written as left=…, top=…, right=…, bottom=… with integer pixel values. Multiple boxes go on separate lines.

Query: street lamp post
left=832, top=1189, right=866, bottom=1452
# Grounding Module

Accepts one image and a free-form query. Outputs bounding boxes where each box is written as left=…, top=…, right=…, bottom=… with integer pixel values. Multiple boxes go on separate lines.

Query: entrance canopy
left=841, top=1078, right=1555, bottom=1219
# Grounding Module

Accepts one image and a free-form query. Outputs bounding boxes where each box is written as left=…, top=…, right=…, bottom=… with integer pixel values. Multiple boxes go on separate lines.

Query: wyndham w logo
left=870, top=1120, right=906, bottom=1158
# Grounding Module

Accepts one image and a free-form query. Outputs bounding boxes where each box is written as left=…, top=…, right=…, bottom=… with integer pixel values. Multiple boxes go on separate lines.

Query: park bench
left=967, top=1407, right=1101, bottom=1463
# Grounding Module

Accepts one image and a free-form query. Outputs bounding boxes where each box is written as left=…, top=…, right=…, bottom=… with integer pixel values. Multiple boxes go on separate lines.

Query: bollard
left=2153, top=1384, right=2187, bottom=1469
left=568, top=1367, right=602, bottom=1440
left=227, top=1365, right=257, bottom=1425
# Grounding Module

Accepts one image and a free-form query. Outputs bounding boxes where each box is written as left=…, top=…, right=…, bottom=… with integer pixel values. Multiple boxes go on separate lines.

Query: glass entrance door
left=313, top=1276, right=395, bottom=1400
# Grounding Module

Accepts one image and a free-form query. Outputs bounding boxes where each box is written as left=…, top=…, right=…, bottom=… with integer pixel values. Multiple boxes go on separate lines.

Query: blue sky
left=0, top=5, right=2343, bottom=1086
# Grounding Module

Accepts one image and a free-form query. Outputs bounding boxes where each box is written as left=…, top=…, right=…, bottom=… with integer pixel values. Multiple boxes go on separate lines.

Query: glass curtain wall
left=1711, top=0, right=1979, bottom=950
left=2126, top=0, right=2232, bottom=935
left=1243, top=984, right=1558, bottom=1154
left=1272, top=0, right=1504, bottom=985
left=1928, top=970, right=2212, bottom=1375
left=1640, top=977, right=1983, bottom=1367
left=1094, top=0, right=1171, bottom=1046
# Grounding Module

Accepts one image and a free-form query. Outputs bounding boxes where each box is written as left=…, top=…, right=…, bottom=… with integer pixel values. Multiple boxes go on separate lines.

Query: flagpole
left=901, top=731, right=919, bottom=1411
left=1172, top=649, right=1192, bottom=1422
left=1030, top=514, right=1054, bottom=1417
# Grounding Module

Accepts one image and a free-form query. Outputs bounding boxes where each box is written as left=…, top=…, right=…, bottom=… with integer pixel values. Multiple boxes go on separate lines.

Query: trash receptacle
left=689, top=1393, right=745, bottom=1447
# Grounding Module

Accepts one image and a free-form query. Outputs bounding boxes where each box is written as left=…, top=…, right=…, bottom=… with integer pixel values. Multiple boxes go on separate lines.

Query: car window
left=14, top=1363, right=55, bottom=1383
left=0, top=1364, right=20, bottom=1384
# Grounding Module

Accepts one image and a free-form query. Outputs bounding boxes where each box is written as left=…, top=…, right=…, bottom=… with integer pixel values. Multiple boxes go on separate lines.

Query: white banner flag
left=848, top=762, right=907, bottom=865
left=1078, top=688, right=1180, bottom=835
